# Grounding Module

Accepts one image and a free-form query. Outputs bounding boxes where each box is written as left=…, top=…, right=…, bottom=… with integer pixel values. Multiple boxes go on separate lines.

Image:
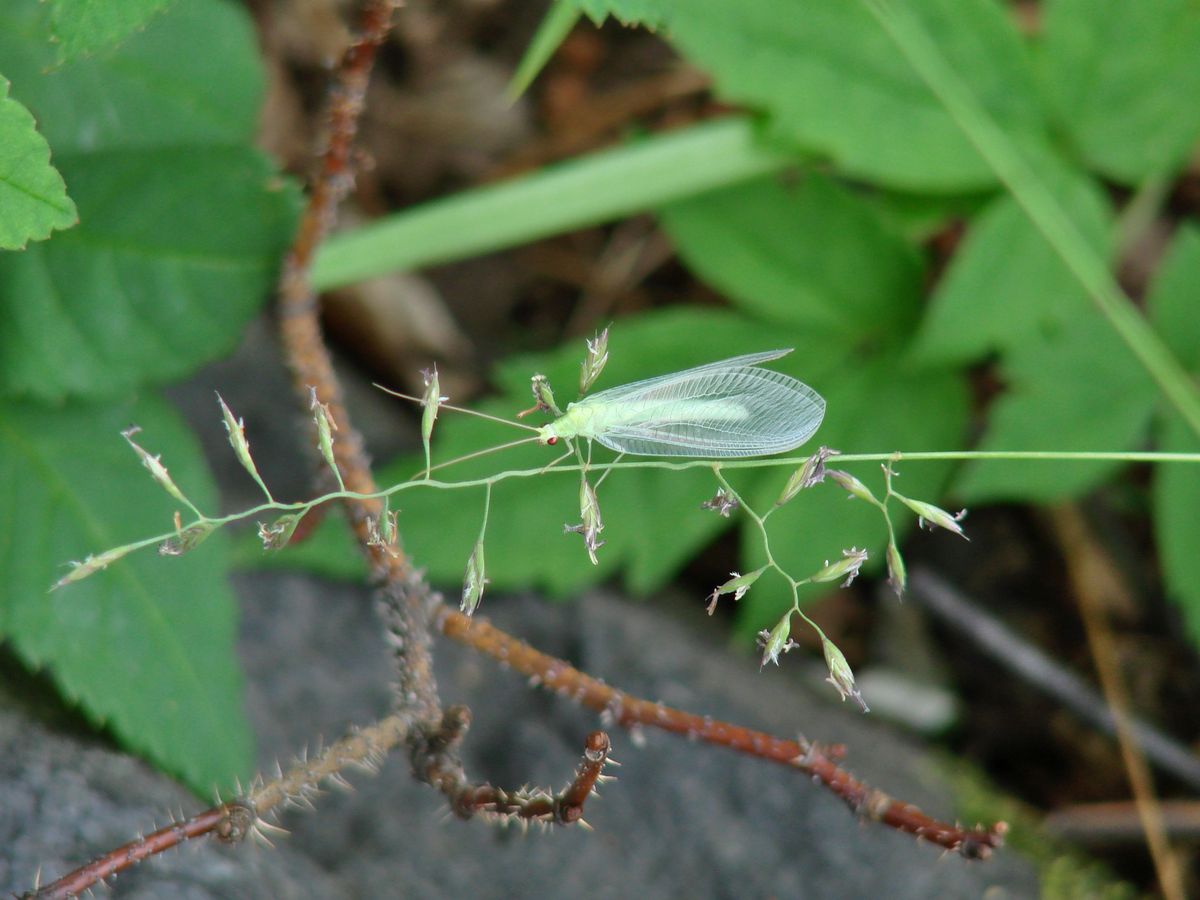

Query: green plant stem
left=713, top=468, right=823, bottom=636
left=310, top=117, right=791, bottom=289
left=61, top=448, right=1200, bottom=585
left=479, top=481, right=492, bottom=541
left=864, top=0, right=1200, bottom=440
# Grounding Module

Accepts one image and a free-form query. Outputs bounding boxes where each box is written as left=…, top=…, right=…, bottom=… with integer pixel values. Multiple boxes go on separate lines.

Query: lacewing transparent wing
left=539, top=349, right=825, bottom=457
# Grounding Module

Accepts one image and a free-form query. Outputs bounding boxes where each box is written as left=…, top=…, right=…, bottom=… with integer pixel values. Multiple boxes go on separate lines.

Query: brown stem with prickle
left=439, top=611, right=1007, bottom=858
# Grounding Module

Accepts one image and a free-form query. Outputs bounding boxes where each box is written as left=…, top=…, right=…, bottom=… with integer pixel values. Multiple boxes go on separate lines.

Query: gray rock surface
left=3, top=569, right=1038, bottom=898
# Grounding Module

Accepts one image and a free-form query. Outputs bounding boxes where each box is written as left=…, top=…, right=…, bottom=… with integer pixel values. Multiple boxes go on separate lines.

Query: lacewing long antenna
left=375, top=384, right=542, bottom=434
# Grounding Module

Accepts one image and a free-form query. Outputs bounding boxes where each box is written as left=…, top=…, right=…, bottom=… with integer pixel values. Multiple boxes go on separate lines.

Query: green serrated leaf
left=954, top=311, right=1157, bottom=502
left=912, top=169, right=1112, bottom=364
left=659, top=0, right=1048, bottom=192
left=1147, top=225, right=1200, bottom=371
left=576, top=0, right=667, bottom=28
left=50, top=0, right=175, bottom=62
left=659, top=174, right=924, bottom=340
left=736, top=351, right=968, bottom=637
left=0, top=0, right=301, bottom=400
left=0, top=148, right=300, bottom=400
left=0, top=1, right=262, bottom=154
left=0, top=394, right=251, bottom=792
left=1154, top=414, right=1200, bottom=647
left=1040, top=0, right=1200, bottom=184
left=0, top=75, right=77, bottom=249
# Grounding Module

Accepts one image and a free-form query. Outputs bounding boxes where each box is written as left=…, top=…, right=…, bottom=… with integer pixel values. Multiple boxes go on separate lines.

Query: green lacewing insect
left=536, top=349, right=825, bottom=458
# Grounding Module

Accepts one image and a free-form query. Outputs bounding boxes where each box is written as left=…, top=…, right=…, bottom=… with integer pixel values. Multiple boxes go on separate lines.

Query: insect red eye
left=547, top=436, right=558, bottom=445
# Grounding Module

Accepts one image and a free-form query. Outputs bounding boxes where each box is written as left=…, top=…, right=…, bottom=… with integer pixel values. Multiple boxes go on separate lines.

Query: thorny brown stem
left=27, top=717, right=409, bottom=900
left=275, top=0, right=446, bottom=728
left=414, top=706, right=613, bottom=824
left=24, top=805, right=252, bottom=900
left=26, top=714, right=613, bottom=899
left=439, top=611, right=1008, bottom=859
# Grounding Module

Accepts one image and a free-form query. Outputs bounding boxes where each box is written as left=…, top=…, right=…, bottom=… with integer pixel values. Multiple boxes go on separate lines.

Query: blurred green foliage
left=0, top=0, right=300, bottom=790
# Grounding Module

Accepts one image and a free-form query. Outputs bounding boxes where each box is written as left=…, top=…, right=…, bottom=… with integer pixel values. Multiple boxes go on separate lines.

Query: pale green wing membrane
left=575, top=350, right=825, bottom=458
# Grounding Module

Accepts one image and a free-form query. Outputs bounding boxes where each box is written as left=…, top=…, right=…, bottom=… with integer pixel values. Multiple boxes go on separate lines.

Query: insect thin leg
left=538, top=444, right=575, bottom=475
left=572, top=439, right=591, bottom=485
left=593, top=452, right=624, bottom=489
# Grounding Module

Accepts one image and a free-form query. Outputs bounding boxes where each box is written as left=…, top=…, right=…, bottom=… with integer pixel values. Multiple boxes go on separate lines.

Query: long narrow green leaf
left=311, top=117, right=793, bottom=290
left=864, top=0, right=1200, bottom=439
left=507, top=0, right=581, bottom=100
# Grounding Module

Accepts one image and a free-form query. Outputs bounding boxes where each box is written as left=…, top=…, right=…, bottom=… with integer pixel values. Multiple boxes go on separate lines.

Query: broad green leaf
left=1040, top=0, right=1200, bottom=184
left=659, top=174, right=924, bottom=340
left=737, top=350, right=967, bottom=637
left=954, top=311, right=1156, bottom=502
left=50, top=0, right=175, bottom=62
left=659, top=0, right=1048, bottom=192
left=0, top=148, right=298, bottom=400
left=0, top=73, right=76, bottom=248
left=0, top=1, right=262, bottom=154
left=1147, top=225, right=1200, bottom=371
left=912, top=170, right=1111, bottom=364
left=0, top=394, right=251, bottom=792
left=0, top=75, right=76, bottom=249
left=1154, top=414, right=1200, bottom=647
left=871, top=188, right=988, bottom=244
left=0, top=0, right=300, bottom=400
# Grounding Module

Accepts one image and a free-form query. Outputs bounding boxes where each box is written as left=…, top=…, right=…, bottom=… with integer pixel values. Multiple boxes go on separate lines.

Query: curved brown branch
left=439, top=610, right=1007, bottom=859
left=412, top=706, right=613, bottom=825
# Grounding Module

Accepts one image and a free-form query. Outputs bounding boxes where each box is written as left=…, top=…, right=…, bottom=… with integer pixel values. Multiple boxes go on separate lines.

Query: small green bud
left=886, top=541, right=907, bottom=597
left=378, top=496, right=399, bottom=546
left=367, top=506, right=401, bottom=559
left=258, top=513, right=304, bottom=551
left=565, top=478, right=605, bottom=564
left=820, top=634, right=869, bottom=712
left=122, top=427, right=192, bottom=510
left=216, top=393, right=272, bottom=500
left=775, top=447, right=838, bottom=506
left=897, top=496, right=968, bottom=539
left=535, top=375, right=561, bottom=416
left=809, top=547, right=868, bottom=587
left=461, top=539, right=487, bottom=615
left=51, top=545, right=138, bottom=590
left=758, top=613, right=795, bottom=668
left=309, top=388, right=343, bottom=488
left=828, top=469, right=878, bottom=505
left=420, top=367, right=445, bottom=478
left=706, top=566, right=767, bottom=614
left=579, top=327, right=610, bottom=395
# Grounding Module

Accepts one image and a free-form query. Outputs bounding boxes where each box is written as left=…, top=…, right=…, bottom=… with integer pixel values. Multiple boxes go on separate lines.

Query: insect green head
left=537, top=423, right=560, bottom=446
